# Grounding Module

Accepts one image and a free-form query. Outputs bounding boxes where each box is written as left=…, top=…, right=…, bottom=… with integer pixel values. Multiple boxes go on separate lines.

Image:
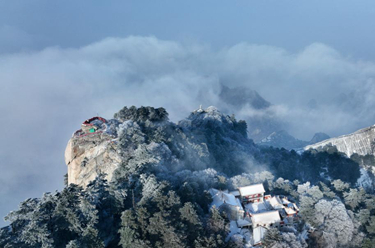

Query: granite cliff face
left=305, top=125, right=375, bottom=157
left=65, top=106, right=361, bottom=190
left=65, top=106, right=259, bottom=187
left=64, top=117, right=122, bottom=187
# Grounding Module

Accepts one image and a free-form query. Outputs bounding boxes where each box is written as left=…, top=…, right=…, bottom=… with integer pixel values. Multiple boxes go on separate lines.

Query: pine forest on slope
left=1, top=106, right=375, bottom=248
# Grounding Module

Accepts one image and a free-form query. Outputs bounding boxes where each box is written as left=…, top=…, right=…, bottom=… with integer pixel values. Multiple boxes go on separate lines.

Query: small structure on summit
left=82, top=117, right=106, bottom=133
left=72, top=116, right=120, bottom=138
left=197, top=104, right=204, bottom=112
left=238, top=184, right=265, bottom=203
left=65, top=116, right=121, bottom=187
left=75, top=116, right=107, bottom=136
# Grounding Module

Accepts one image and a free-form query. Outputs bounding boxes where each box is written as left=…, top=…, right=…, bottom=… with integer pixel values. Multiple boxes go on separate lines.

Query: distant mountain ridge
left=258, top=130, right=330, bottom=150
left=219, top=85, right=285, bottom=142
left=305, top=124, right=375, bottom=157
left=1, top=105, right=366, bottom=248
left=219, top=85, right=271, bottom=109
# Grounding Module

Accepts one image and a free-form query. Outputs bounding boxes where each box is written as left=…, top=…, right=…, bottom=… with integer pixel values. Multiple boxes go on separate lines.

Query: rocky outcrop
left=65, top=106, right=255, bottom=187
left=305, top=125, right=375, bottom=157
left=65, top=118, right=122, bottom=187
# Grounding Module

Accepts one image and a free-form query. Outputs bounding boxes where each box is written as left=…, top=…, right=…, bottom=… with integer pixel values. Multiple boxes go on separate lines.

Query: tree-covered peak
left=114, top=106, right=169, bottom=123
left=1, top=105, right=371, bottom=248
left=180, top=106, right=248, bottom=138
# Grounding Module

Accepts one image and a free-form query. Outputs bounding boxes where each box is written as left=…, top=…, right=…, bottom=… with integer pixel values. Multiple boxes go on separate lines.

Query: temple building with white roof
left=251, top=210, right=281, bottom=228
left=238, top=183, right=265, bottom=203
left=209, top=183, right=300, bottom=246
left=209, top=188, right=245, bottom=220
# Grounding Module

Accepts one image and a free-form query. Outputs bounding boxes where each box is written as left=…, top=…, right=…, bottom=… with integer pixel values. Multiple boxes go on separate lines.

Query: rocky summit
left=65, top=118, right=122, bottom=187
left=2, top=105, right=371, bottom=248
left=64, top=106, right=253, bottom=187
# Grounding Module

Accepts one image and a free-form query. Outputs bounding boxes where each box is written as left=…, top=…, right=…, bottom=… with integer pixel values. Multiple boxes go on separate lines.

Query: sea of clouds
left=1, top=36, right=375, bottom=226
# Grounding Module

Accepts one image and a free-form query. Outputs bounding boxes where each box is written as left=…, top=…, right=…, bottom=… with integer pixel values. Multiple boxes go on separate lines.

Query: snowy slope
left=305, top=125, right=375, bottom=157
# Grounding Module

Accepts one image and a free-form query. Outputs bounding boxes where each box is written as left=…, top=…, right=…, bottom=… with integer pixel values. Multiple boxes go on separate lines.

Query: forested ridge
left=1, top=106, right=374, bottom=248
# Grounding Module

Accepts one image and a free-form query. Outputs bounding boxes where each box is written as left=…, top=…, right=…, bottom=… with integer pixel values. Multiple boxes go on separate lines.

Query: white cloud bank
left=1, top=36, right=375, bottom=225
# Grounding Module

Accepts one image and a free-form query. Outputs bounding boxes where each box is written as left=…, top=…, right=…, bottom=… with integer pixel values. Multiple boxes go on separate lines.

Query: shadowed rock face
left=305, top=125, right=375, bottom=157
left=64, top=108, right=174, bottom=188
left=218, top=85, right=285, bottom=143
left=219, top=85, right=271, bottom=110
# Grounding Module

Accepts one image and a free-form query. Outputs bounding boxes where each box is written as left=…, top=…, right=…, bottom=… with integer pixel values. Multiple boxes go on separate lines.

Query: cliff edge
left=64, top=117, right=122, bottom=187
left=305, top=124, right=375, bottom=157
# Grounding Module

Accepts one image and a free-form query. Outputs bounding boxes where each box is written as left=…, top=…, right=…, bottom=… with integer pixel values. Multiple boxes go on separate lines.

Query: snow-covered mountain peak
left=305, top=124, right=375, bottom=157
left=181, top=105, right=236, bottom=129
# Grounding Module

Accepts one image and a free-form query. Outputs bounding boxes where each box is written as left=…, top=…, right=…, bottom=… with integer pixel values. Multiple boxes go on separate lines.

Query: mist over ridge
left=2, top=104, right=368, bottom=247
left=2, top=36, right=375, bottom=228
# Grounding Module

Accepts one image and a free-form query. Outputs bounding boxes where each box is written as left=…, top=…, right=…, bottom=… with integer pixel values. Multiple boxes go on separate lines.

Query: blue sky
left=1, top=1, right=375, bottom=58
left=1, top=0, right=375, bottom=227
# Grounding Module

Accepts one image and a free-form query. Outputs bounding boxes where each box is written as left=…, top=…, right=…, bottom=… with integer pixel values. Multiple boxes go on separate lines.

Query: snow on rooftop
left=245, top=202, right=267, bottom=214
left=237, top=219, right=252, bottom=228
left=253, top=226, right=267, bottom=245
left=251, top=210, right=281, bottom=226
left=238, top=184, right=265, bottom=196
left=210, top=188, right=239, bottom=207
left=267, top=196, right=284, bottom=210
left=284, top=207, right=297, bottom=215
left=282, top=198, right=291, bottom=205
